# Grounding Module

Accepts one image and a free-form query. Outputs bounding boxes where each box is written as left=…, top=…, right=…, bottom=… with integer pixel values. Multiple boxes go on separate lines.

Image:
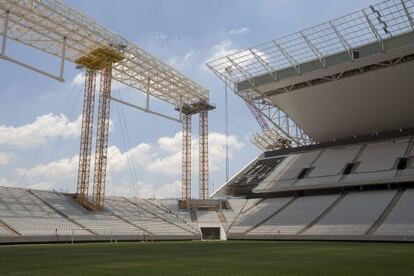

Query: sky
left=0, top=0, right=377, bottom=198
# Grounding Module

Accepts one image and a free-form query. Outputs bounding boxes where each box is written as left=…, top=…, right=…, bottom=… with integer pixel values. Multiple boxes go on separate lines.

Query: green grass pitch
left=0, top=241, right=414, bottom=275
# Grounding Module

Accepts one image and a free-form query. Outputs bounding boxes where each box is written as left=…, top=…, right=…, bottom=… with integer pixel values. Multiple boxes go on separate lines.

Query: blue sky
left=0, top=0, right=376, bottom=198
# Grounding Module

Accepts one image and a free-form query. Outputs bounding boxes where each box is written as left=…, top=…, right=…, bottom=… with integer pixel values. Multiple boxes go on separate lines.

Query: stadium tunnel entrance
left=200, top=227, right=221, bottom=240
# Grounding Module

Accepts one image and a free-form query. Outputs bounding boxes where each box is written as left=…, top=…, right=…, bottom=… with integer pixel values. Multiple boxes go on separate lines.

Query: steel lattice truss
left=76, top=69, right=96, bottom=204
left=0, top=0, right=209, bottom=106
left=199, top=110, right=209, bottom=200
left=208, top=0, right=414, bottom=83
left=208, top=0, right=414, bottom=150
left=181, top=114, right=191, bottom=200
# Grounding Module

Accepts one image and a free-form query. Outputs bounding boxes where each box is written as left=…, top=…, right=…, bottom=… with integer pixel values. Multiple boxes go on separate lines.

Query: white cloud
left=19, top=143, right=152, bottom=181
left=28, top=156, right=78, bottom=179
left=0, top=176, right=12, bottom=186
left=168, top=50, right=198, bottom=69
left=104, top=179, right=181, bottom=199
left=0, top=152, right=11, bottom=166
left=9, top=131, right=244, bottom=198
left=206, top=39, right=239, bottom=64
left=146, top=131, right=244, bottom=175
left=208, top=132, right=245, bottom=171
left=145, top=151, right=181, bottom=176
left=0, top=113, right=81, bottom=148
left=158, top=132, right=182, bottom=153
left=137, top=180, right=181, bottom=199
left=107, top=143, right=153, bottom=173
left=205, top=39, right=270, bottom=77
left=229, top=27, right=250, bottom=35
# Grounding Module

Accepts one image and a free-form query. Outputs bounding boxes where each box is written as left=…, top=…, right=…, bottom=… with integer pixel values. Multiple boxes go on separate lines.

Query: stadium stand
left=196, top=211, right=220, bottom=223
left=304, top=190, right=396, bottom=235
left=221, top=157, right=284, bottom=196
left=308, top=146, right=362, bottom=177
left=220, top=199, right=246, bottom=232
left=247, top=194, right=339, bottom=235
left=253, top=137, right=414, bottom=193
left=0, top=187, right=90, bottom=236
left=3, top=0, right=414, bottom=245
left=229, top=198, right=295, bottom=234
left=0, top=187, right=201, bottom=243
left=376, top=189, right=414, bottom=236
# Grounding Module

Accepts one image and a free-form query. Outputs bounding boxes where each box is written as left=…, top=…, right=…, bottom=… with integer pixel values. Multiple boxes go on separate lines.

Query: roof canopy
left=208, top=0, right=414, bottom=144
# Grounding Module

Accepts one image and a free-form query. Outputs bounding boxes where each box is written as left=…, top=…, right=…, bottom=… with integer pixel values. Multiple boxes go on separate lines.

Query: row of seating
left=1, top=185, right=414, bottom=240
left=228, top=189, right=414, bottom=237
left=0, top=187, right=199, bottom=237
left=254, top=138, right=414, bottom=193
left=0, top=187, right=88, bottom=236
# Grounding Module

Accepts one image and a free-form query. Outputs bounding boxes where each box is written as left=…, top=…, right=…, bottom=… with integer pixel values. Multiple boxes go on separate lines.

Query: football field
left=0, top=241, right=413, bottom=275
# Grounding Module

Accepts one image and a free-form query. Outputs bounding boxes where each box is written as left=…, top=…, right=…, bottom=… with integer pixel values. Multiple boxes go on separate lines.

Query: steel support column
left=75, top=69, right=96, bottom=204
left=92, top=64, right=112, bottom=210
left=199, top=110, right=209, bottom=200
left=182, top=114, right=192, bottom=199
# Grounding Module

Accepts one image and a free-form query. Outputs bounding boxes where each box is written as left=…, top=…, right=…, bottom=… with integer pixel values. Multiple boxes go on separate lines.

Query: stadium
left=1, top=0, right=414, bottom=275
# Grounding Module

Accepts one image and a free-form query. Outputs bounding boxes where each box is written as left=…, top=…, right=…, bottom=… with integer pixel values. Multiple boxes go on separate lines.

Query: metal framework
left=92, top=64, right=112, bottom=210
left=208, top=0, right=414, bottom=149
left=252, top=129, right=292, bottom=151
left=0, top=0, right=209, bottom=105
left=0, top=0, right=214, bottom=208
left=199, top=110, right=209, bottom=200
left=262, top=53, right=414, bottom=99
left=75, top=69, right=96, bottom=204
left=181, top=114, right=192, bottom=200
left=178, top=102, right=215, bottom=200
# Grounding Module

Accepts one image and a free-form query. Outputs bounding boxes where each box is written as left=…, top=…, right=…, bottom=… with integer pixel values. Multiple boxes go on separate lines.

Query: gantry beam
left=181, top=114, right=191, bottom=200
left=0, top=0, right=209, bottom=105
left=75, top=69, right=96, bottom=204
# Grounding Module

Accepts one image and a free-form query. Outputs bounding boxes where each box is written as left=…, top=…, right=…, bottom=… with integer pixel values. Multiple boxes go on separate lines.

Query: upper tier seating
left=254, top=138, right=414, bottom=193
left=248, top=194, right=339, bottom=235
left=375, top=189, right=414, bottom=236
left=226, top=157, right=284, bottom=195
left=355, top=139, right=409, bottom=172
left=308, top=146, right=362, bottom=177
left=230, top=198, right=293, bottom=234
left=220, top=199, right=246, bottom=231
left=305, top=190, right=396, bottom=235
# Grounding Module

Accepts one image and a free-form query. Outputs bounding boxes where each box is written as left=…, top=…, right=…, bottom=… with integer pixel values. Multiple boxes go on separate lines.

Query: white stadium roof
left=209, top=0, right=414, bottom=145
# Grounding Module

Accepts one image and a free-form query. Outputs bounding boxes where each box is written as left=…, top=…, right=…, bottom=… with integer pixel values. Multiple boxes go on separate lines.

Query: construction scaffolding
left=0, top=0, right=213, bottom=208
left=74, top=47, right=124, bottom=210
left=92, top=63, right=112, bottom=210
left=178, top=102, right=215, bottom=200
left=75, top=69, right=96, bottom=204
left=199, top=109, right=209, bottom=200
left=181, top=114, right=192, bottom=200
